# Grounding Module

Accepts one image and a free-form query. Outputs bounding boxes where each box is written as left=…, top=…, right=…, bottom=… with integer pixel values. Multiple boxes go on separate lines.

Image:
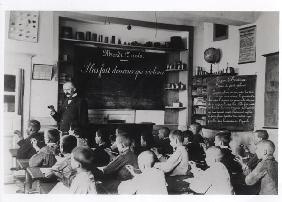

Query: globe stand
left=210, top=63, right=213, bottom=74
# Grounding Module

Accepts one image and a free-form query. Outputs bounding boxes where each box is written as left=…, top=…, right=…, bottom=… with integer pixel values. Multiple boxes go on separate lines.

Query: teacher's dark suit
left=52, top=95, right=88, bottom=137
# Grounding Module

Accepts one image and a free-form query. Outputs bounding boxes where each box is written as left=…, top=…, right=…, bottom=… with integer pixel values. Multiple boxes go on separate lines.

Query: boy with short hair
left=245, top=140, right=278, bottom=195
left=155, top=127, right=173, bottom=155
left=153, top=130, right=189, bottom=176
left=237, top=130, right=269, bottom=175
left=118, top=151, right=167, bottom=194
left=214, top=131, right=242, bottom=175
left=189, top=123, right=204, bottom=144
left=14, top=120, right=44, bottom=159
left=102, top=133, right=138, bottom=181
left=45, top=135, right=78, bottom=188
left=182, top=130, right=206, bottom=165
left=29, top=129, right=60, bottom=167
left=188, top=146, right=234, bottom=194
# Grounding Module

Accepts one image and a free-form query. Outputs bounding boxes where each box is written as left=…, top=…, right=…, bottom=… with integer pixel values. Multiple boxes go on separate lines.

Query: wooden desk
left=26, top=167, right=57, bottom=194
left=166, top=175, right=193, bottom=194
left=9, top=148, right=18, bottom=157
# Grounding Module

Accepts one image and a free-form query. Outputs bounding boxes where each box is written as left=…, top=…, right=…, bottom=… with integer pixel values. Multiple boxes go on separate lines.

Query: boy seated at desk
left=92, top=129, right=111, bottom=167
left=49, top=146, right=97, bottom=194
left=44, top=135, right=78, bottom=188
left=245, top=140, right=278, bottom=195
left=29, top=129, right=60, bottom=168
left=155, top=127, right=173, bottom=156
left=189, top=123, right=204, bottom=145
left=187, top=146, right=234, bottom=195
left=214, top=131, right=242, bottom=175
left=118, top=150, right=167, bottom=194
left=101, top=133, right=139, bottom=181
left=236, top=130, right=269, bottom=175
left=153, top=130, right=190, bottom=176
left=182, top=130, right=206, bottom=169
left=14, top=120, right=45, bottom=159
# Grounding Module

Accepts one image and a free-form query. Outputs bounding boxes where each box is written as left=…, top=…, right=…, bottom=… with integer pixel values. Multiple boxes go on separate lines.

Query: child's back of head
left=205, top=146, right=223, bottom=166
left=71, top=146, right=95, bottom=171
left=138, top=150, right=156, bottom=171
left=61, top=135, right=77, bottom=154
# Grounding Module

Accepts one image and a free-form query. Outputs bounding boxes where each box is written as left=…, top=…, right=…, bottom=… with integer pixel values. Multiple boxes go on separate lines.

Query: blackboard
left=74, top=46, right=166, bottom=110
left=264, top=52, right=279, bottom=128
left=206, top=75, right=256, bottom=131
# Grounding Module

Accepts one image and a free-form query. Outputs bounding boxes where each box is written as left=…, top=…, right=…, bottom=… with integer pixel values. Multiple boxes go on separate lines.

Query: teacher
left=49, top=81, right=88, bottom=137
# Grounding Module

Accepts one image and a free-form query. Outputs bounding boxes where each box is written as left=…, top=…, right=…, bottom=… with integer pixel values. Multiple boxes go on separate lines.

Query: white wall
left=5, top=11, right=58, bottom=129
left=193, top=12, right=279, bottom=157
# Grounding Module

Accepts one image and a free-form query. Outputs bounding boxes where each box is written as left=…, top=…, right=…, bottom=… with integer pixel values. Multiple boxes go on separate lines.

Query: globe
left=204, top=48, right=221, bottom=64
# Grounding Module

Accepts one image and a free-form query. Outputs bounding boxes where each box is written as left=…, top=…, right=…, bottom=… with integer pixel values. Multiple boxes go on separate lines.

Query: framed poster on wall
left=238, top=25, right=256, bottom=64
left=264, top=52, right=279, bottom=128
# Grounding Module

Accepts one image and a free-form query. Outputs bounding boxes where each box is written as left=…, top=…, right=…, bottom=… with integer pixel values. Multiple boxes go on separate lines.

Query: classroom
left=2, top=10, right=279, bottom=195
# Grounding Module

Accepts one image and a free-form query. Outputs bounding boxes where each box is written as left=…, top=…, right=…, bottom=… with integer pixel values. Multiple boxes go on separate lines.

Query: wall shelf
left=165, top=69, right=187, bottom=72
left=165, top=88, right=186, bottom=91
left=165, top=106, right=186, bottom=110
left=60, top=38, right=188, bottom=52
left=192, top=73, right=237, bottom=79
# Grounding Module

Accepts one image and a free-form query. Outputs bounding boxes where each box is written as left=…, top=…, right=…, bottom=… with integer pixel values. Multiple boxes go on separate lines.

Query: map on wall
left=264, top=52, right=279, bottom=128
left=8, top=11, right=39, bottom=43
left=238, top=25, right=256, bottom=64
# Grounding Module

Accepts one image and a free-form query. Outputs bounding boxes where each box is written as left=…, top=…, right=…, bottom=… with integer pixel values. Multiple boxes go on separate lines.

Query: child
left=188, top=146, right=234, bottom=194
left=29, top=129, right=60, bottom=167
left=46, top=135, right=78, bottom=188
left=70, top=146, right=97, bottom=194
left=245, top=140, right=278, bottom=195
left=14, top=120, right=45, bottom=159
left=189, top=123, right=204, bottom=144
left=102, top=133, right=139, bottom=181
left=214, top=131, right=242, bottom=175
left=182, top=130, right=206, bottom=169
left=155, top=127, right=173, bottom=155
left=118, top=151, right=167, bottom=194
left=92, top=129, right=111, bottom=167
left=153, top=130, right=189, bottom=176
left=236, top=130, right=269, bottom=175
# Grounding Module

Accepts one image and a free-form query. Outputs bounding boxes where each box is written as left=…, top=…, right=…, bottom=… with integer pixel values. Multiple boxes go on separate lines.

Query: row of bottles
left=165, top=82, right=186, bottom=90
left=195, top=63, right=235, bottom=76
left=165, top=61, right=186, bottom=70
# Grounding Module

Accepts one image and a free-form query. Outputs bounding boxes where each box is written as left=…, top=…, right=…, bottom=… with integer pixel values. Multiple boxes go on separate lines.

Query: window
left=4, top=74, right=16, bottom=113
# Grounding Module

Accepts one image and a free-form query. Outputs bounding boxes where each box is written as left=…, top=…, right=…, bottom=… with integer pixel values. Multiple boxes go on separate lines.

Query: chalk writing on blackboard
left=74, top=46, right=166, bottom=109
left=206, top=75, right=256, bottom=131
left=80, top=62, right=164, bottom=80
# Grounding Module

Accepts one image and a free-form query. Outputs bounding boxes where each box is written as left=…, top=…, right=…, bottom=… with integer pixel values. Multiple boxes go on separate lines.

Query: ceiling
left=74, top=11, right=261, bottom=26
